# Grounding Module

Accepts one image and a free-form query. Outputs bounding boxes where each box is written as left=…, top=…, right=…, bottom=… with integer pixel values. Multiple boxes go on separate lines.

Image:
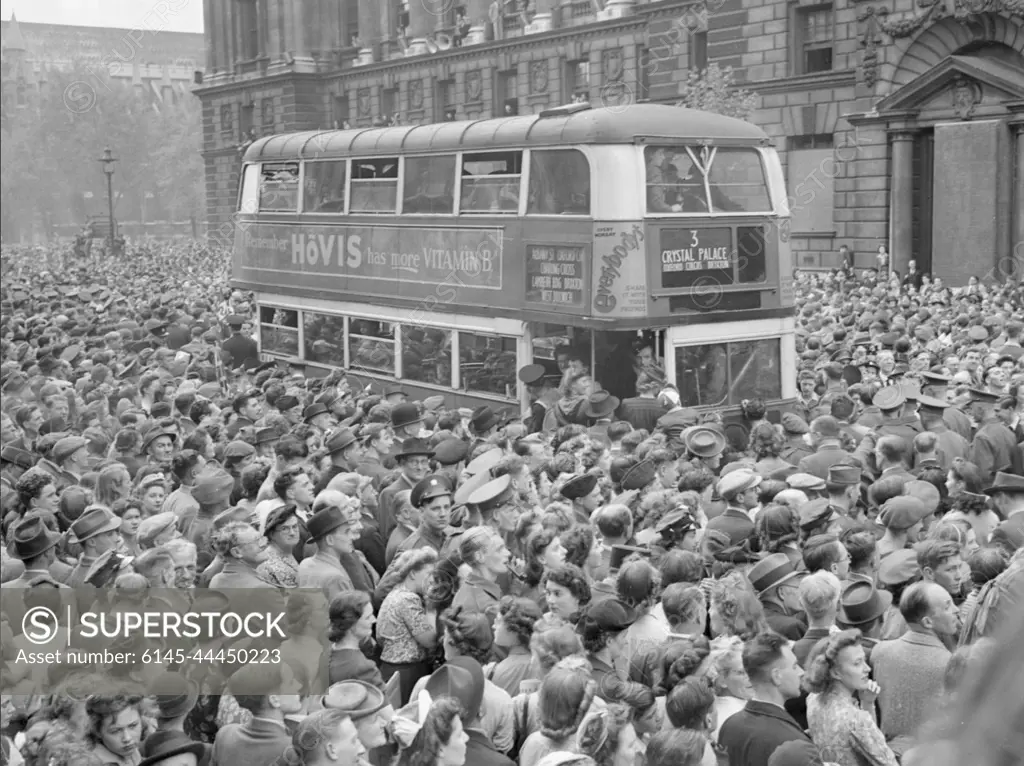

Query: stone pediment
left=875, top=54, right=1024, bottom=117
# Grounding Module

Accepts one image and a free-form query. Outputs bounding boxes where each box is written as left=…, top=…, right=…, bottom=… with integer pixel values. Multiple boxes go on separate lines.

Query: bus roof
left=242, top=103, right=770, bottom=162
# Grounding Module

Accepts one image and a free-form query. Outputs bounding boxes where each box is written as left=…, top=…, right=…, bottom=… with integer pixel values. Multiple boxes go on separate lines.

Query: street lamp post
left=98, top=147, right=117, bottom=248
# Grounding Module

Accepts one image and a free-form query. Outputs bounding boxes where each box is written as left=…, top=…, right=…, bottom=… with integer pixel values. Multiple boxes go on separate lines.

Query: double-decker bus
left=234, top=103, right=796, bottom=444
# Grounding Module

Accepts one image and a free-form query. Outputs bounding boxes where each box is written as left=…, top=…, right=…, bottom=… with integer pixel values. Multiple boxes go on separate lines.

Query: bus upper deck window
left=403, top=155, right=456, bottom=214
left=460, top=151, right=521, bottom=214
left=238, top=164, right=260, bottom=214
left=304, top=160, right=347, bottom=213
left=259, top=162, right=300, bottom=212
left=707, top=149, right=771, bottom=213
left=350, top=158, right=398, bottom=213
left=527, top=149, right=590, bottom=215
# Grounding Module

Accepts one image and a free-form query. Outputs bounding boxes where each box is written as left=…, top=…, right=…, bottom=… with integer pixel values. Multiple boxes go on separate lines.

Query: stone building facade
left=197, top=0, right=1024, bottom=283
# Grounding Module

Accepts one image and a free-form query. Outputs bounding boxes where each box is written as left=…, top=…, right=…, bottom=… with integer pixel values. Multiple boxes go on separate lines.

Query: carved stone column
left=889, top=130, right=915, bottom=277
left=356, top=0, right=380, bottom=64
left=405, top=0, right=434, bottom=55
left=528, top=0, right=556, bottom=33
left=463, top=0, right=491, bottom=45
left=1012, top=119, right=1024, bottom=275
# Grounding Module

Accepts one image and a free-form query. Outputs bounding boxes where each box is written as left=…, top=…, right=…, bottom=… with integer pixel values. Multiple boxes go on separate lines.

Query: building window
left=333, top=95, right=350, bottom=129
left=437, top=78, right=456, bottom=121
left=566, top=60, right=589, bottom=102
left=497, top=69, right=518, bottom=116
left=238, top=0, right=260, bottom=60
left=787, top=134, right=835, bottom=233
left=636, top=48, right=650, bottom=102
left=794, top=4, right=834, bottom=74
left=220, top=104, right=234, bottom=137
left=382, top=88, right=398, bottom=121
left=240, top=103, right=254, bottom=141
left=261, top=98, right=274, bottom=131
left=689, top=31, right=708, bottom=72
left=259, top=306, right=299, bottom=357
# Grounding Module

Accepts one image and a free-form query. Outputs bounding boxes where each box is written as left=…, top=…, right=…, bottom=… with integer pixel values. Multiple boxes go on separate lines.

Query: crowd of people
left=0, top=239, right=1023, bottom=766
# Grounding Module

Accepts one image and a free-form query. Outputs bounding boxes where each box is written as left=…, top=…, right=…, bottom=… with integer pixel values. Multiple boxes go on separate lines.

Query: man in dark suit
left=617, top=372, right=667, bottom=432
left=719, top=631, right=811, bottom=766
left=797, top=415, right=854, bottom=480
left=221, top=314, right=259, bottom=370
left=749, top=553, right=808, bottom=641
left=212, top=663, right=305, bottom=766
left=519, top=364, right=558, bottom=435
left=706, top=470, right=760, bottom=546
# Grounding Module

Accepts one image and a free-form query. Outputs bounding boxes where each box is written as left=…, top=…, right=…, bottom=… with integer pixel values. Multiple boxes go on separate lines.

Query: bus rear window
left=460, top=151, right=521, bottom=214
left=350, top=158, right=398, bottom=213
left=304, top=161, right=347, bottom=213
left=527, top=149, right=590, bottom=215
left=645, top=146, right=770, bottom=214
left=259, top=162, right=299, bottom=212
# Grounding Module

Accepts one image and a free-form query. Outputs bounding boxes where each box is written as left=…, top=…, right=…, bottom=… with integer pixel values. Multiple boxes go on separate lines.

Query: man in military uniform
left=920, top=371, right=973, bottom=441
left=968, top=389, right=1021, bottom=482
left=779, top=413, right=814, bottom=466
left=519, top=364, right=557, bottom=435
left=394, top=474, right=454, bottom=560
left=873, top=385, right=922, bottom=446
left=707, top=470, right=760, bottom=547
left=826, top=464, right=868, bottom=526
left=797, top=416, right=854, bottom=480
left=915, top=394, right=969, bottom=469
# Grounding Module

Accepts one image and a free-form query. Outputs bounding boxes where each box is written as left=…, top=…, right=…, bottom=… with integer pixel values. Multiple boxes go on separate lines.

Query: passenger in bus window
left=646, top=147, right=674, bottom=212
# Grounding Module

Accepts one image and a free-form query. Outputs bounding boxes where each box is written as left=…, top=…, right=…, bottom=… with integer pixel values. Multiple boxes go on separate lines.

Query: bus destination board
left=526, top=245, right=585, bottom=307
left=660, top=227, right=733, bottom=289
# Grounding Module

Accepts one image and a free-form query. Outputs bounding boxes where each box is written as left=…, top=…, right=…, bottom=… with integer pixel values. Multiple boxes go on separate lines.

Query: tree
left=677, top=63, right=759, bottom=121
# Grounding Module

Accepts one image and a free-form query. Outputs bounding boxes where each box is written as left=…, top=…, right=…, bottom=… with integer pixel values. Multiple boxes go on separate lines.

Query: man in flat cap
left=707, top=470, right=760, bottom=546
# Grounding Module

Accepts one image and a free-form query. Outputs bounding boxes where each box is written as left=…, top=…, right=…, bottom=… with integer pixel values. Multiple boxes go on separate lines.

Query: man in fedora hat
left=323, top=680, right=396, bottom=759
left=468, top=406, right=503, bottom=451
left=64, top=505, right=131, bottom=587
left=297, top=504, right=359, bottom=601
left=748, top=552, right=808, bottom=641
left=4, top=515, right=69, bottom=635
left=583, top=390, right=620, bottom=443
left=985, top=471, right=1024, bottom=552
left=387, top=402, right=425, bottom=468
left=836, top=581, right=892, bottom=661
left=377, top=438, right=434, bottom=542
left=315, top=428, right=364, bottom=494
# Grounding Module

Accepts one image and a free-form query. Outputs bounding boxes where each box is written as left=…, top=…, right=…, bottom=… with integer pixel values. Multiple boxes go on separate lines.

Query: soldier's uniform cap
left=873, top=385, right=906, bottom=410
left=411, top=475, right=454, bottom=507
left=798, top=498, right=834, bottom=529
left=138, top=512, right=178, bottom=547
left=878, top=496, right=930, bottom=530
left=915, top=394, right=949, bottom=410
left=226, top=315, right=247, bottom=328
left=1, top=445, right=35, bottom=469
left=276, top=394, right=300, bottom=411
left=432, top=438, right=469, bottom=466
left=919, top=371, right=951, bottom=387
left=303, top=403, right=330, bottom=422
left=254, top=426, right=280, bottom=445
left=464, top=448, right=503, bottom=478
left=878, top=332, right=898, bottom=348
left=655, top=508, right=699, bottom=535
left=717, top=469, right=762, bottom=499
left=781, top=413, right=809, bottom=435
left=518, top=364, right=546, bottom=385
left=224, top=440, right=256, bottom=459
left=620, top=459, right=657, bottom=491
left=787, top=472, right=826, bottom=492
left=968, top=388, right=1001, bottom=404
left=968, top=325, right=989, bottom=342
left=827, top=464, right=861, bottom=486
left=561, top=473, right=599, bottom=500
left=468, top=474, right=514, bottom=512
left=877, top=549, right=920, bottom=586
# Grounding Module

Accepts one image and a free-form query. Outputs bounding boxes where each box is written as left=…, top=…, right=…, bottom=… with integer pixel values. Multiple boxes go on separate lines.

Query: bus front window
left=674, top=338, right=781, bottom=407
left=645, top=146, right=770, bottom=214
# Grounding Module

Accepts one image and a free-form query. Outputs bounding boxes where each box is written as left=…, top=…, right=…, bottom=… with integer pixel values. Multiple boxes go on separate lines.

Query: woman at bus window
left=544, top=373, right=594, bottom=431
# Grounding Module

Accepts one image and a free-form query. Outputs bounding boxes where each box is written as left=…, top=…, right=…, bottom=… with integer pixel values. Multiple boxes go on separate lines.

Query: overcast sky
left=1, top=0, right=204, bottom=33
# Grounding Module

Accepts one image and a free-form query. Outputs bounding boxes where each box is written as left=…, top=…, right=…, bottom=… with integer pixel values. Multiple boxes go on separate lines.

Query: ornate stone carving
left=357, top=88, right=372, bottom=117
left=530, top=60, right=548, bottom=93
left=409, top=79, right=424, bottom=110
left=857, top=6, right=884, bottom=88
left=600, top=48, right=631, bottom=107
left=879, top=0, right=1024, bottom=40
left=951, top=75, right=982, bottom=118
left=466, top=70, right=483, bottom=102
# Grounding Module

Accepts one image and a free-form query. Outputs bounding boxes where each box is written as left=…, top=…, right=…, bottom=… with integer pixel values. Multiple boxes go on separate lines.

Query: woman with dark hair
left=664, top=677, right=719, bottom=766
left=946, top=458, right=986, bottom=498
left=519, top=663, right=601, bottom=766
left=575, top=704, right=643, bottom=766
left=748, top=422, right=789, bottom=477
left=755, top=504, right=802, bottom=565
left=95, top=464, right=131, bottom=508
left=645, top=729, right=707, bottom=766
left=396, top=697, right=468, bottom=766
left=708, top=572, right=770, bottom=641
left=947, top=487, right=1001, bottom=547
left=378, top=548, right=439, bottom=704
left=489, top=596, right=543, bottom=697
left=328, top=590, right=383, bottom=688
left=84, top=693, right=156, bottom=765
left=541, top=564, right=592, bottom=626
left=959, top=547, right=1008, bottom=624
left=561, top=524, right=606, bottom=582
left=577, top=600, right=655, bottom=721
left=110, top=498, right=143, bottom=557
left=805, top=629, right=897, bottom=766
left=520, top=529, right=567, bottom=603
